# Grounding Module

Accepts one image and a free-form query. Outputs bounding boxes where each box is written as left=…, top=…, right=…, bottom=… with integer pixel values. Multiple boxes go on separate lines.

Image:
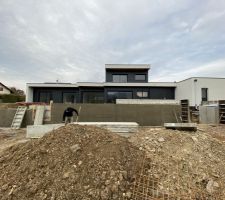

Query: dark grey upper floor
left=105, top=64, right=150, bottom=83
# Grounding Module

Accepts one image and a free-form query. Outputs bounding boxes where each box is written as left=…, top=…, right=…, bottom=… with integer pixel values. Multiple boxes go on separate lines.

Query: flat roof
left=27, top=83, right=78, bottom=87
left=77, top=82, right=103, bottom=87
left=27, top=82, right=176, bottom=88
left=105, top=64, right=151, bottom=69
left=104, top=82, right=176, bottom=87
left=178, top=77, right=225, bottom=83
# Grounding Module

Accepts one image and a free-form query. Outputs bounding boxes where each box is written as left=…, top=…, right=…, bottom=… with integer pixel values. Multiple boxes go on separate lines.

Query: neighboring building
left=176, top=77, right=225, bottom=107
left=0, top=82, right=13, bottom=95
left=26, top=64, right=225, bottom=106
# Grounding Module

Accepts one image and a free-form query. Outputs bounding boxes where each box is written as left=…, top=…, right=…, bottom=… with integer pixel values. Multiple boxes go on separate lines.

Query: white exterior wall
left=176, top=78, right=225, bottom=106
left=26, top=85, right=33, bottom=102
left=176, top=78, right=195, bottom=106
left=0, top=85, right=11, bottom=95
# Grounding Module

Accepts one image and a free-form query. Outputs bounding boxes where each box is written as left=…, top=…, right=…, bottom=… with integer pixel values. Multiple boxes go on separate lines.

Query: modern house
left=0, top=82, right=13, bottom=95
left=26, top=64, right=225, bottom=106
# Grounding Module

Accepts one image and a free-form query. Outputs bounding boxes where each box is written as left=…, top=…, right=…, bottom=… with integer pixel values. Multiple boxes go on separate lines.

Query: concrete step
left=164, top=123, right=197, bottom=131
left=26, top=122, right=139, bottom=138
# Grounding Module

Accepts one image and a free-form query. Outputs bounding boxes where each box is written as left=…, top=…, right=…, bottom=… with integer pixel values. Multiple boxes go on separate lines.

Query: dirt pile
left=0, top=125, right=144, bottom=200
left=129, top=127, right=225, bottom=199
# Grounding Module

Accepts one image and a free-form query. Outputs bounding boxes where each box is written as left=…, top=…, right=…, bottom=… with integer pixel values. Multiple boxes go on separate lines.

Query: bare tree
left=10, top=87, right=25, bottom=96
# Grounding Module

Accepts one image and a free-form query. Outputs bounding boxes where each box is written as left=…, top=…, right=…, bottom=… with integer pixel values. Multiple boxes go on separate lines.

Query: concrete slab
left=74, top=122, right=138, bottom=132
left=116, top=99, right=180, bottom=105
left=199, top=105, right=219, bottom=124
left=26, top=122, right=139, bottom=138
left=34, top=106, right=45, bottom=125
left=164, top=123, right=197, bottom=131
left=27, top=124, right=64, bottom=138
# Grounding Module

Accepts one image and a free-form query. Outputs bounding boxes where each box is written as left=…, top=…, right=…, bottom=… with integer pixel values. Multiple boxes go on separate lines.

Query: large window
left=137, top=91, right=148, bottom=98
left=82, top=92, right=104, bottom=103
left=135, top=74, right=146, bottom=81
left=0, top=87, right=3, bottom=91
left=201, top=88, right=208, bottom=102
left=107, top=91, right=133, bottom=103
left=112, top=75, right=128, bottom=83
left=39, top=92, right=52, bottom=103
left=63, top=92, right=78, bottom=103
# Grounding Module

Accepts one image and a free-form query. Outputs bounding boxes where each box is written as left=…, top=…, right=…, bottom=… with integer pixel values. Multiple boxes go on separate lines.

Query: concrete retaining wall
left=49, top=103, right=181, bottom=126
left=0, top=103, right=181, bottom=127
left=0, top=108, right=33, bottom=127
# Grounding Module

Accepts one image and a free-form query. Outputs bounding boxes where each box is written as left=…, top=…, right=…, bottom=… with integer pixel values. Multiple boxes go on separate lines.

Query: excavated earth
left=0, top=124, right=225, bottom=199
left=0, top=125, right=144, bottom=200
left=129, top=126, right=225, bottom=199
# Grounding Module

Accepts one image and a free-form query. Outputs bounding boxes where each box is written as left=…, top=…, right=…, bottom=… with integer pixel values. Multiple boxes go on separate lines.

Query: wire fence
left=130, top=153, right=222, bottom=200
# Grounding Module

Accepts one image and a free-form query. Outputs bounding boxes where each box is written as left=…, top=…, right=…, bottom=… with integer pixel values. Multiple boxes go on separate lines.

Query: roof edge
left=0, top=82, right=13, bottom=93
left=105, top=64, right=151, bottom=69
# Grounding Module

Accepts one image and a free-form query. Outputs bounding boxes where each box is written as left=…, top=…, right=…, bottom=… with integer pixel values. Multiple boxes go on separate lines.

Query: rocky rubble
left=0, top=125, right=144, bottom=200
left=129, top=127, right=225, bottom=199
left=1, top=124, right=225, bottom=199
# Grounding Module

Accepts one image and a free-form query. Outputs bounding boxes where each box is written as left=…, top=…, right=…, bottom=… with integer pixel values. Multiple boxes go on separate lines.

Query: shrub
left=0, top=94, right=25, bottom=103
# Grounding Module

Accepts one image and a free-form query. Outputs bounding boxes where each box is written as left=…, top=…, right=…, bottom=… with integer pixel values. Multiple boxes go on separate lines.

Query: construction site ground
left=0, top=124, right=225, bottom=199
left=0, top=128, right=28, bottom=155
left=1, top=125, right=224, bottom=154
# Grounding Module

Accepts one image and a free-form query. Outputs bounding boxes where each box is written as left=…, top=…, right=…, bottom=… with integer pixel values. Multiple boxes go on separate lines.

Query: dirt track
left=0, top=128, right=29, bottom=155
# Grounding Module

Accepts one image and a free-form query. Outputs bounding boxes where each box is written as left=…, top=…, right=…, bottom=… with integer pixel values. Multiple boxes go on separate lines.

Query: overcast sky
left=0, top=0, right=225, bottom=90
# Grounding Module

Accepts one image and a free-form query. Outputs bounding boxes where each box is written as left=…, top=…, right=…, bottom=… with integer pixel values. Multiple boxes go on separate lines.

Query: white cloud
left=0, top=0, right=225, bottom=91
left=151, top=59, right=225, bottom=82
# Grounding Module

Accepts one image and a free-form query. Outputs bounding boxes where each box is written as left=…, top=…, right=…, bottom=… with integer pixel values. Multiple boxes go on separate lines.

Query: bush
left=0, top=94, right=25, bottom=103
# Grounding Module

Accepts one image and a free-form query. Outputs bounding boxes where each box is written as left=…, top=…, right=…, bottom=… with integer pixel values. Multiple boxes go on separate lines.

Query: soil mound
left=130, top=127, right=225, bottom=199
left=0, top=125, right=144, bottom=200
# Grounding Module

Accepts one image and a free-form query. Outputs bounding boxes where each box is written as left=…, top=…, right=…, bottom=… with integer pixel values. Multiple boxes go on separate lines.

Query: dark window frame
left=136, top=91, right=148, bottom=98
left=82, top=91, right=104, bottom=103
left=112, top=74, right=128, bottom=83
left=107, top=91, right=133, bottom=103
left=135, top=74, right=146, bottom=81
left=62, top=92, right=78, bottom=103
left=201, top=88, right=208, bottom=102
left=38, top=91, right=52, bottom=103
left=0, top=87, right=3, bottom=91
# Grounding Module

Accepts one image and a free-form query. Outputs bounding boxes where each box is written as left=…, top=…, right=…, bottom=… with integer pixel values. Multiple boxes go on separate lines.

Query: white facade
left=0, top=83, right=11, bottom=95
left=176, top=77, right=225, bottom=106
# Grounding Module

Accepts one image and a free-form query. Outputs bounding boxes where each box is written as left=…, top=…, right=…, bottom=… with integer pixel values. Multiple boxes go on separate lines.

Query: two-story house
left=26, top=64, right=225, bottom=106
left=26, top=64, right=176, bottom=103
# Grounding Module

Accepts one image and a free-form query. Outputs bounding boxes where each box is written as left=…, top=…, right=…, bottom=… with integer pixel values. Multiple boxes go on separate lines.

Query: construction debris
left=0, top=125, right=144, bottom=200
left=129, top=127, right=225, bottom=199
left=0, top=124, right=225, bottom=199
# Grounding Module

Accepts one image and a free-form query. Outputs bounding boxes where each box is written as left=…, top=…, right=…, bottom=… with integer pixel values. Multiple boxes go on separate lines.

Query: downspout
left=194, top=79, right=198, bottom=109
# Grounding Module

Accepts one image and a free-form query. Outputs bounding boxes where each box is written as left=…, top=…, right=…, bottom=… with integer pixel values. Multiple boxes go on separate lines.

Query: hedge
left=0, top=94, right=25, bottom=103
